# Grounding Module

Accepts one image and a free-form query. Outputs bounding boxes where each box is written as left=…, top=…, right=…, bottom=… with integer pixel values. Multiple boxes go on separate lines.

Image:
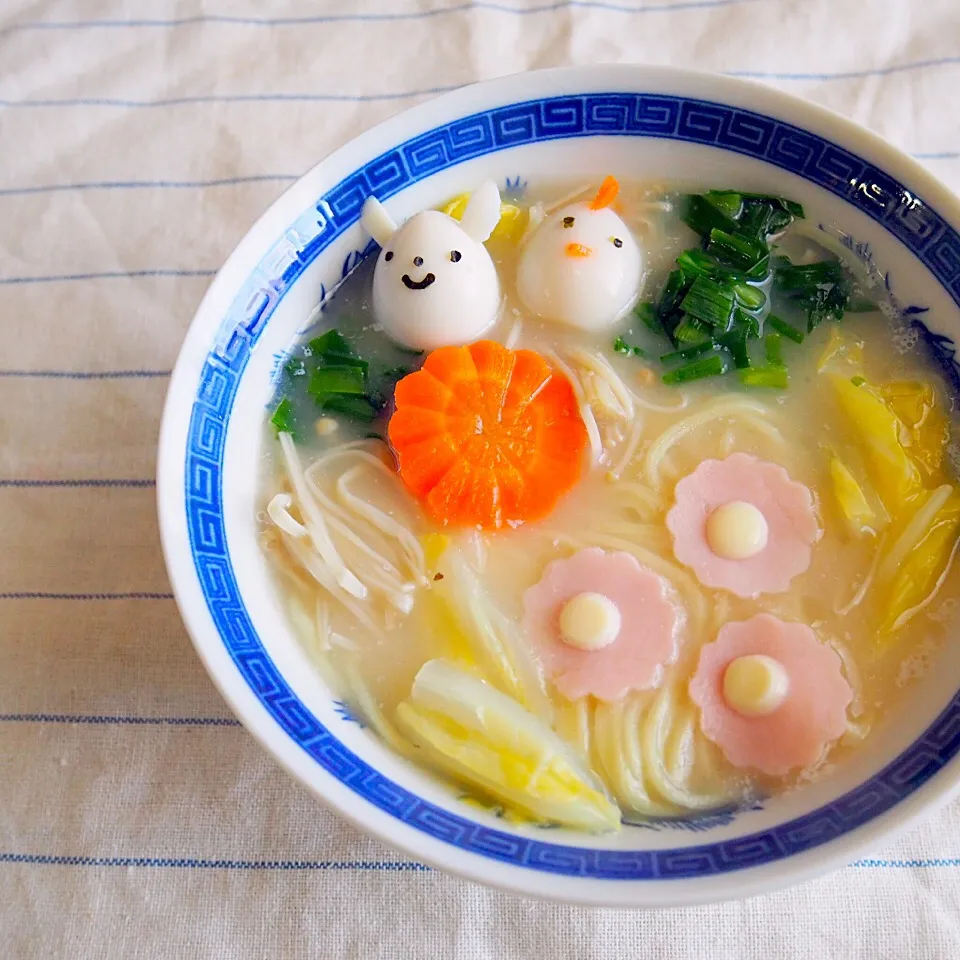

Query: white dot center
left=559, top=592, right=621, bottom=651
left=706, top=500, right=769, bottom=560
left=723, top=654, right=790, bottom=717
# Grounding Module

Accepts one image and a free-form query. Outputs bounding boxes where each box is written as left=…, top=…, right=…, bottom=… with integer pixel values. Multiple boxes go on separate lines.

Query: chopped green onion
left=680, top=276, right=736, bottom=328
left=660, top=341, right=718, bottom=364
left=851, top=375, right=866, bottom=387
left=765, top=334, right=785, bottom=368
left=738, top=367, right=789, bottom=389
left=321, top=395, right=380, bottom=421
left=673, top=316, right=713, bottom=343
left=613, top=336, right=645, bottom=357
left=308, top=364, right=366, bottom=401
left=733, top=282, right=767, bottom=312
left=703, top=190, right=743, bottom=220
left=774, top=257, right=844, bottom=291
left=717, top=328, right=751, bottom=369
left=635, top=301, right=664, bottom=335
left=740, top=193, right=805, bottom=219
left=766, top=314, right=804, bottom=344
left=284, top=358, right=307, bottom=377
left=682, top=195, right=740, bottom=238
left=308, top=329, right=353, bottom=358
left=270, top=397, right=297, bottom=435
left=663, top=354, right=728, bottom=384
left=706, top=228, right=767, bottom=271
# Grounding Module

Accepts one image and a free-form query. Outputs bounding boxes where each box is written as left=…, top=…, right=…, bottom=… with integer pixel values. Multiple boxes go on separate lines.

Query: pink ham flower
left=522, top=548, right=682, bottom=701
left=666, top=453, right=819, bottom=598
left=689, top=614, right=852, bottom=776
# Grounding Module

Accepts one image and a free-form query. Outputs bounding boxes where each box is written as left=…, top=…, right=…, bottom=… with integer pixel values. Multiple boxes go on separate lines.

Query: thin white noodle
left=825, top=634, right=864, bottom=719
left=279, top=528, right=377, bottom=630
left=607, top=415, right=645, bottom=480
left=835, top=534, right=887, bottom=616
left=266, top=493, right=308, bottom=538
left=543, top=183, right=592, bottom=214
left=335, top=463, right=427, bottom=582
left=877, top=484, right=953, bottom=585
left=504, top=319, right=523, bottom=349
left=277, top=432, right=365, bottom=598
left=593, top=698, right=677, bottom=816
left=642, top=396, right=774, bottom=490
left=642, top=688, right=739, bottom=810
left=545, top=349, right=604, bottom=463
left=566, top=348, right=634, bottom=420
left=630, top=391, right=691, bottom=414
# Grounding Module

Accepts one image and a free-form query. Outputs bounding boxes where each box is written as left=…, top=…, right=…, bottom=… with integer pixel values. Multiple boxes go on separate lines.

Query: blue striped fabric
left=2, top=1, right=959, bottom=955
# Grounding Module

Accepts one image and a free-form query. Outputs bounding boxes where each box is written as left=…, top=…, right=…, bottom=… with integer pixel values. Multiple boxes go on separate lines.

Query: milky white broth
left=257, top=179, right=960, bottom=823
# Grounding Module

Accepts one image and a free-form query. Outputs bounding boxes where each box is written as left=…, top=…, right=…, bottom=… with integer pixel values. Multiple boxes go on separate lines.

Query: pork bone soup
left=259, top=177, right=960, bottom=830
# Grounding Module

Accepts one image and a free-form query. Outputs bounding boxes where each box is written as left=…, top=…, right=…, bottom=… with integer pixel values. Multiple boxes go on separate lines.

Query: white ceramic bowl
left=158, top=65, right=960, bottom=907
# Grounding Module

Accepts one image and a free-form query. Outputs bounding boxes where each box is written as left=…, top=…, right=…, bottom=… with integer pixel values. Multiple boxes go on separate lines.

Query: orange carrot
left=589, top=175, right=619, bottom=210
left=389, top=341, right=588, bottom=529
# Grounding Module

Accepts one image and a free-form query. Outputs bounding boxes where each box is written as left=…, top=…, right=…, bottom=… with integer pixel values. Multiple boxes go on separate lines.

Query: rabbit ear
left=459, top=180, right=501, bottom=242
left=361, top=196, right=398, bottom=247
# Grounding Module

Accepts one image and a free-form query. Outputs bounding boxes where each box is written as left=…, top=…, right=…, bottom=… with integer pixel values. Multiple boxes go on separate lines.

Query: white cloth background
left=2, top=1, right=959, bottom=957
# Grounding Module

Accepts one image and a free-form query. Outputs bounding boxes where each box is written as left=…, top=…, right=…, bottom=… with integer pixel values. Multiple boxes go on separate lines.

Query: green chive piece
left=704, top=190, right=744, bottom=220
left=739, top=367, right=789, bottom=389
left=270, top=397, right=297, bottom=435
left=733, top=282, right=767, bottom=312
left=635, top=301, right=664, bottom=336
left=663, top=354, right=728, bottom=384
left=766, top=314, right=804, bottom=344
left=680, top=276, right=736, bottom=328
left=321, top=395, right=380, bottom=421
left=739, top=193, right=805, bottom=219
left=660, top=341, right=718, bottom=364
left=765, top=334, right=785, bottom=368
left=851, top=375, right=866, bottom=387
left=673, top=316, right=713, bottom=343
left=308, top=364, right=366, bottom=401
left=706, top=228, right=767, bottom=271
left=308, top=329, right=353, bottom=357
left=717, top=328, right=751, bottom=369
left=681, top=195, right=740, bottom=238
left=774, top=257, right=844, bottom=291
left=613, top=336, right=631, bottom=355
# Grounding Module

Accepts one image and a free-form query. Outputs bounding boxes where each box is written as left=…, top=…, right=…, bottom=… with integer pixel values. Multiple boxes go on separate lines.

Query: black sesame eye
left=562, top=216, right=575, bottom=228
left=413, top=256, right=424, bottom=267
left=612, top=237, right=623, bottom=248
left=450, top=250, right=462, bottom=263
left=384, top=251, right=393, bottom=261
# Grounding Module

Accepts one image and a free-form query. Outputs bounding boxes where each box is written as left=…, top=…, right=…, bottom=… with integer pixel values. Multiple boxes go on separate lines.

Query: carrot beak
left=565, top=242, right=592, bottom=258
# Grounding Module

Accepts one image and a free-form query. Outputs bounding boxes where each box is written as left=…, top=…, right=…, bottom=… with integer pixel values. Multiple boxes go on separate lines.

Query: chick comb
left=589, top=175, right=620, bottom=210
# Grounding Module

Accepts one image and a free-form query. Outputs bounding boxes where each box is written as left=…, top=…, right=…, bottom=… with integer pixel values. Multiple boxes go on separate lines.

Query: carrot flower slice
left=389, top=340, right=587, bottom=529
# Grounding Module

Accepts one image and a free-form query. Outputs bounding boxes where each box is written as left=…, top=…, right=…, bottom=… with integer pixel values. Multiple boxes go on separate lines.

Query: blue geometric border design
left=184, top=92, right=960, bottom=880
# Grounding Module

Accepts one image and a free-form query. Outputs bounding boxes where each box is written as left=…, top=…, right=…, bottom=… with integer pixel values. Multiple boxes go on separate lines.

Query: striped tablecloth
left=3, top=2, right=960, bottom=957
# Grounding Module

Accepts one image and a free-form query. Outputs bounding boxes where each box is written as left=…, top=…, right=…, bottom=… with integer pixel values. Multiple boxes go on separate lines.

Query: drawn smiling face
left=362, top=183, right=503, bottom=351
left=517, top=177, right=644, bottom=332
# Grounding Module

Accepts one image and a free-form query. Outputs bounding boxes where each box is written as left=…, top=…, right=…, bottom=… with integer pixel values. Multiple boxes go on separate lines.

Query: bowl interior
left=160, top=69, right=960, bottom=907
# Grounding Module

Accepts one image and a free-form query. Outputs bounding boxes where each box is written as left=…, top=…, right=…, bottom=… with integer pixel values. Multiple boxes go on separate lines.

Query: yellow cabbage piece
left=829, top=456, right=879, bottom=535
left=440, top=193, right=527, bottom=243
left=396, top=660, right=621, bottom=832
left=876, top=380, right=949, bottom=476
left=818, top=328, right=864, bottom=376
left=880, top=490, right=960, bottom=633
left=831, top=375, right=923, bottom=512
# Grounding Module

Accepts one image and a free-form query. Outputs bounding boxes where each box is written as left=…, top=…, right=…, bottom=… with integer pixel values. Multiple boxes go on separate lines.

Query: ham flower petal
left=522, top=548, right=682, bottom=701
left=666, top=453, right=819, bottom=598
left=689, top=614, right=852, bottom=776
